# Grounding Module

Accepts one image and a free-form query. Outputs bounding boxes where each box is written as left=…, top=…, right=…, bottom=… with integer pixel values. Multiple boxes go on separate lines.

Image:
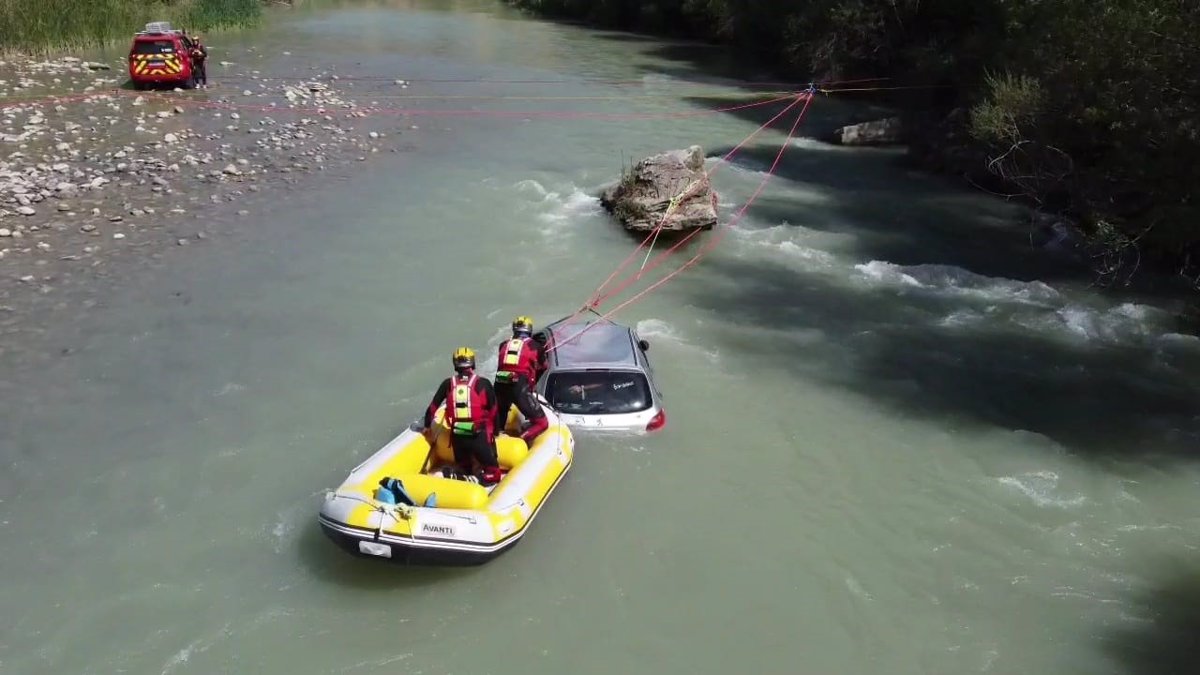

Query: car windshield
left=133, top=39, right=176, bottom=54
left=546, top=371, right=652, bottom=415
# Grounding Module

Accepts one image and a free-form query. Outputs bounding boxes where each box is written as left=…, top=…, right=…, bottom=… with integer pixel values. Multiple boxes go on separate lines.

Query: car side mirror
left=638, top=339, right=650, bottom=352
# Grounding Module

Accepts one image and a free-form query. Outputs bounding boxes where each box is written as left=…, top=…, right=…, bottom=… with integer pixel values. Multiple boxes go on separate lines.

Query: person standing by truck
left=189, top=34, right=208, bottom=87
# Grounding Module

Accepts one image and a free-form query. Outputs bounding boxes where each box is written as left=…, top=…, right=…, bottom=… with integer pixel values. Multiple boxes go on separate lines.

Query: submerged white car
left=533, top=319, right=666, bottom=432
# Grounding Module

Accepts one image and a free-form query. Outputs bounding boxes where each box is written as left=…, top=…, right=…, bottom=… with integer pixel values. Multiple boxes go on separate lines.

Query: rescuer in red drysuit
left=424, top=347, right=502, bottom=485
left=493, top=315, right=549, bottom=444
left=189, top=34, right=208, bottom=87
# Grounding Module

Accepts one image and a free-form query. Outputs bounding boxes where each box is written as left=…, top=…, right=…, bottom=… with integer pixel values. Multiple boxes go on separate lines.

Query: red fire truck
left=127, top=22, right=199, bottom=90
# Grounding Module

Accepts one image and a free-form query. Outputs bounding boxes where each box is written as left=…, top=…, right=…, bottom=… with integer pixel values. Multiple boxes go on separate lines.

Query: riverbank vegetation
left=0, top=0, right=262, bottom=54
left=506, top=0, right=1200, bottom=289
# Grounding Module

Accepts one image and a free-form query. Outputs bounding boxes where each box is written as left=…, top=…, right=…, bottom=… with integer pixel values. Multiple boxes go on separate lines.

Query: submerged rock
left=599, top=145, right=718, bottom=232
left=832, top=117, right=905, bottom=146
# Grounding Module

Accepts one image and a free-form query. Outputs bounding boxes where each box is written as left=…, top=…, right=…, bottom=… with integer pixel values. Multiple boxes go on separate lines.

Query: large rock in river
left=600, top=145, right=718, bottom=232
left=831, top=116, right=905, bottom=146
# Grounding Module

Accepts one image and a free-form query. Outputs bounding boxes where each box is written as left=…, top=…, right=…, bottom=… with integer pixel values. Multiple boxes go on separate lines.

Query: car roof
left=546, top=320, right=641, bottom=369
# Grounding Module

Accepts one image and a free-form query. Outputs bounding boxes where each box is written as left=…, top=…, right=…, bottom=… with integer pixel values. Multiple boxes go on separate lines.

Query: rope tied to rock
left=639, top=176, right=707, bottom=273
left=575, top=92, right=814, bottom=332
left=546, top=91, right=816, bottom=354
left=571, top=92, right=811, bottom=320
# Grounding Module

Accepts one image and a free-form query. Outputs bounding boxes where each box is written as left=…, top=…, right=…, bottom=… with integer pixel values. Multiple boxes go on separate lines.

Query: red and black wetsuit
left=189, top=42, right=207, bottom=86
left=425, top=372, right=499, bottom=474
left=493, top=335, right=548, bottom=443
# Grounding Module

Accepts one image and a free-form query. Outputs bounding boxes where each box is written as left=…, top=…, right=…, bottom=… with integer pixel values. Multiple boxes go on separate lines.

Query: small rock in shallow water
left=112, top=232, right=125, bottom=239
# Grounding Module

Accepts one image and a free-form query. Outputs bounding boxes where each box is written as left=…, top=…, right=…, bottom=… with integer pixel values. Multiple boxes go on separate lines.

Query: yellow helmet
left=512, top=316, right=533, bottom=335
left=452, top=347, right=476, bottom=371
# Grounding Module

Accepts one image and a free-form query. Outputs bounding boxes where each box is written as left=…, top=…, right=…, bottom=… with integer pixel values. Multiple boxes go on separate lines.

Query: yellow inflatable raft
left=318, top=401, right=574, bottom=565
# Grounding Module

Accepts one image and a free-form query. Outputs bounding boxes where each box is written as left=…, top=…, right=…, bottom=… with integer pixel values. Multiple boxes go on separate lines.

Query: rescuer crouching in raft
left=424, top=347, right=503, bottom=486
left=494, top=315, right=549, bottom=444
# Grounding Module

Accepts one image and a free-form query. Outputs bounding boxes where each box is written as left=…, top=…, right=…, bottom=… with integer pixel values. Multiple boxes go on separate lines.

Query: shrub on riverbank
left=506, top=0, right=1200, bottom=288
left=0, top=0, right=261, bottom=54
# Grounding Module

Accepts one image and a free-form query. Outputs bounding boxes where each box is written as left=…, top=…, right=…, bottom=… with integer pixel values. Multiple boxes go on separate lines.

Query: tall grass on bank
left=0, top=0, right=262, bottom=54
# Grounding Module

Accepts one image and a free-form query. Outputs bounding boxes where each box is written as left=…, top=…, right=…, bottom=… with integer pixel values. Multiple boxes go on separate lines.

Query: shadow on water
left=704, top=140, right=1096, bottom=285
left=296, top=522, right=480, bottom=589
left=591, top=33, right=899, bottom=118
left=626, top=40, right=814, bottom=89
left=595, top=34, right=1085, bottom=286
left=658, top=40, right=1200, bottom=302
left=585, top=29, right=665, bottom=44
left=1103, top=563, right=1200, bottom=675
left=685, top=93, right=894, bottom=139
left=584, top=24, right=1200, bottom=458
left=688, top=255, right=1200, bottom=460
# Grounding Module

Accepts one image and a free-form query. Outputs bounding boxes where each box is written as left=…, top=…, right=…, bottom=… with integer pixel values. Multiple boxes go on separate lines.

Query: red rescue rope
left=583, top=94, right=810, bottom=312
left=1, top=86, right=799, bottom=120
left=544, top=92, right=814, bottom=354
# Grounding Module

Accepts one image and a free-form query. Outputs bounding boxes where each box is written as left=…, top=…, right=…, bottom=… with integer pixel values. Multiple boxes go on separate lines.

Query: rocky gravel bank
left=0, top=53, right=419, bottom=364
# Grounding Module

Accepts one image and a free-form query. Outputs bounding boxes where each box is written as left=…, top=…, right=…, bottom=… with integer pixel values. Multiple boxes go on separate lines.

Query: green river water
left=2, top=1, right=1200, bottom=673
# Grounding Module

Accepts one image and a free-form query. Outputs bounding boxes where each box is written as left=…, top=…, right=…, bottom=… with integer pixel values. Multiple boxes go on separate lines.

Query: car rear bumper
left=129, top=71, right=189, bottom=81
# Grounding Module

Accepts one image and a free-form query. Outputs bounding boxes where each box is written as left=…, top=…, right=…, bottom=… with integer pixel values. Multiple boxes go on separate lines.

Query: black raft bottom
left=319, top=522, right=517, bottom=567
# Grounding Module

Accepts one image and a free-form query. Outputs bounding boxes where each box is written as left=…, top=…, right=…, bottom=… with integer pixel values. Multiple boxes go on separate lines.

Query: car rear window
left=546, top=371, right=652, bottom=415
left=133, top=39, right=177, bottom=55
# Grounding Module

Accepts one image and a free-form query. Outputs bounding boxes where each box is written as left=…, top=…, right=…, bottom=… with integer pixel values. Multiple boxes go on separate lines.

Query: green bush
left=969, top=73, right=1043, bottom=146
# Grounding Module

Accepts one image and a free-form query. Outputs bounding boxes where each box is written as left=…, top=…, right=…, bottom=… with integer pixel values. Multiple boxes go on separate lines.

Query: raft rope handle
left=327, top=492, right=395, bottom=540
left=548, top=92, right=814, bottom=352
left=332, top=491, right=414, bottom=531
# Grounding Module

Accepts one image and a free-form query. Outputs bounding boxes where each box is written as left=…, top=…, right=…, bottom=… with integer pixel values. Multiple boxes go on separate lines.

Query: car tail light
left=646, top=409, right=666, bottom=432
